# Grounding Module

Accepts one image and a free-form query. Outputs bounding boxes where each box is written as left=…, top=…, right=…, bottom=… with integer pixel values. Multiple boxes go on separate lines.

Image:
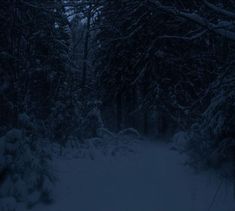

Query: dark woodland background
left=0, top=0, right=235, bottom=208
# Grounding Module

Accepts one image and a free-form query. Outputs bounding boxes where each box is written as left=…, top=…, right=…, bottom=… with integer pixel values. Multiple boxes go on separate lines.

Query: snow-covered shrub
left=87, top=137, right=105, bottom=148
left=171, top=131, right=189, bottom=152
left=0, top=129, right=55, bottom=208
left=118, top=128, right=141, bottom=139
left=97, top=128, right=115, bottom=139
left=186, top=72, right=235, bottom=170
left=81, top=105, right=104, bottom=139
left=72, top=127, right=141, bottom=159
left=48, top=99, right=82, bottom=145
left=65, top=135, right=80, bottom=149
left=0, top=197, right=16, bottom=211
left=18, top=113, right=33, bottom=130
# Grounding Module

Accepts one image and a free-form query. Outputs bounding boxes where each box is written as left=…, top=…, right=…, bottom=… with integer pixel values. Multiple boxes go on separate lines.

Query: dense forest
left=0, top=0, right=235, bottom=210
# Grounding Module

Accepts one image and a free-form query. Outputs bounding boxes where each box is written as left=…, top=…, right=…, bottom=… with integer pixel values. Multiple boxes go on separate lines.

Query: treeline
left=95, top=0, right=235, bottom=170
left=0, top=1, right=89, bottom=144
left=0, top=0, right=235, bottom=180
left=0, top=0, right=235, bottom=208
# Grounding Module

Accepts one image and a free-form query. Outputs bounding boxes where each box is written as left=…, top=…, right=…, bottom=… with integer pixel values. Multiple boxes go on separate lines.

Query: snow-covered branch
left=203, top=0, right=235, bottom=19
left=157, top=29, right=207, bottom=41
left=150, top=0, right=235, bottom=41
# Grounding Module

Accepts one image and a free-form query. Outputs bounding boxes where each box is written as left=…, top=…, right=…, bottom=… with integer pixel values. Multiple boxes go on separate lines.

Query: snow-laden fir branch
left=203, top=0, right=235, bottom=19
left=150, top=0, right=235, bottom=41
left=156, top=29, right=207, bottom=41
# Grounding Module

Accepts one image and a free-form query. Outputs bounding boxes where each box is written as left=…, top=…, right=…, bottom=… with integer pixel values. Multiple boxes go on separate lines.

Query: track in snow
left=33, top=141, right=235, bottom=211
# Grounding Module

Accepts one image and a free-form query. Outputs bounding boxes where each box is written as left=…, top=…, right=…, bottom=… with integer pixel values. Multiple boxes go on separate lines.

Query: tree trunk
left=81, top=5, right=91, bottom=91
left=143, top=71, right=149, bottom=134
left=130, top=86, right=137, bottom=129
left=144, top=111, right=148, bottom=134
left=116, top=92, right=122, bottom=131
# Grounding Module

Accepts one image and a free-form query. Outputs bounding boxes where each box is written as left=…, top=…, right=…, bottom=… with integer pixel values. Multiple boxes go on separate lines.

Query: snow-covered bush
left=170, top=131, right=189, bottom=152
left=118, top=128, right=141, bottom=139
left=81, top=104, right=104, bottom=139
left=48, top=99, right=82, bottom=145
left=64, top=127, right=142, bottom=160
left=97, top=128, right=115, bottom=139
left=18, top=113, right=33, bottom=130
left=0, top=197, right=16, bottom=211
left=65, top=135, right=80, bottom=149
left=186, top=72, right=235, bottom=170
left=0, top=129, right=55, bottom=209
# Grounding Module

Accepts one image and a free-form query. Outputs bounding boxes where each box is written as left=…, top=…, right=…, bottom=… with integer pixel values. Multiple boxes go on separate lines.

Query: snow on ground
left=29, top=139, right=234, bottom=211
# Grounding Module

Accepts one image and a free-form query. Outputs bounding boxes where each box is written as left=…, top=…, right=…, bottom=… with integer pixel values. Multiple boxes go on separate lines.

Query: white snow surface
left=23, top=140, right=235, bottom=211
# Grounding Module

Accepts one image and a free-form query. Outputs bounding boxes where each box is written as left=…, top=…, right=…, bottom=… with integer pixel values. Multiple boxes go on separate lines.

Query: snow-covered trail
left=33, top=141, right=235, bottom=211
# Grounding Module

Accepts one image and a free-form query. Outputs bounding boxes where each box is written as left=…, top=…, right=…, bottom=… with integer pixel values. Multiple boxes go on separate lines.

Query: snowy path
left=33, top=141, right=234, bottom=211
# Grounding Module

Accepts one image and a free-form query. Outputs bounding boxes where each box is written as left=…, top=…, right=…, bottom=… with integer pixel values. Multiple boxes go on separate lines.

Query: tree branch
left=203, top=0, right=235, bottom=19
left=150, top=0, right=235, bottom=41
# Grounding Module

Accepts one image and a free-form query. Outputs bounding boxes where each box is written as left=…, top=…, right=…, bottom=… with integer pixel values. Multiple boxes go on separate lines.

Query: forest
left=0, top=0, right=235, bottom=210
